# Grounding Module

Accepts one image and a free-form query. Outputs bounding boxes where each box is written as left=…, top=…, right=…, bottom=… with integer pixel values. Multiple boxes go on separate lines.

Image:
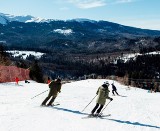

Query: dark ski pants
left=112, top=90, right=119, bottom=95
left=91, top=103, right=104, bottom=114
left=41, top=96, right=56, bottom=106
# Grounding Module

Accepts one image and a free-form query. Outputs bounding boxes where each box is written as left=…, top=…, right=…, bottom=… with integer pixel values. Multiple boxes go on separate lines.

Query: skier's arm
left=107, top=96, right=113, bottom=101
left=48, top=81, right=54, bottom=88
left=96, top=87, right=100, bottom=95
left=59, top=87, right=61, bottom=93
left=57, top=84, right=62, bottom=93
left=106, top=96, right=113, bottom=101
left=105, top=90, right=113, bottom=101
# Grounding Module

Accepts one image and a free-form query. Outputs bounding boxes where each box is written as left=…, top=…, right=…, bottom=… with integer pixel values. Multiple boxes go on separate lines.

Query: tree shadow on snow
left=103, top=118, right=160, bottom=129
left=52, top=106, right=88, bottom=116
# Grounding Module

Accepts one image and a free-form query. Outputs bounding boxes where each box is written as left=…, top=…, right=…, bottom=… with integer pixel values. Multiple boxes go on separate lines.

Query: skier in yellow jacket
left=90, top=82, right=113, bottom=116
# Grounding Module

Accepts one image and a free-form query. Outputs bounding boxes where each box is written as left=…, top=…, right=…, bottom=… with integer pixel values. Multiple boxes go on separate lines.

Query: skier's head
left=104, top=81, right=109, bottom=86
left=102, top=84, right=109, bottom=89
left=102, top=81, right=109, bottom=88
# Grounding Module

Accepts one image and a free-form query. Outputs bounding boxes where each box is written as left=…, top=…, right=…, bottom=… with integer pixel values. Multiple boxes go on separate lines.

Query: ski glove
left=110, top=98, right=113, bottom=101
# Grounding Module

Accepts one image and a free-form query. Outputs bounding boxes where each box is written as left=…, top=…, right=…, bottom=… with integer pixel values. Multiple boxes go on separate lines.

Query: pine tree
left=29, top=60, right=44, bottom=83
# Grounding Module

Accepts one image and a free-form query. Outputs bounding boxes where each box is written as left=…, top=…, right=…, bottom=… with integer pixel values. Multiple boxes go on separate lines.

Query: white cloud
left=56, top=0, right=136, bottom=9
left=67, top=0, right=106, bottom=9
left=115, top=0, right=133, bottom=3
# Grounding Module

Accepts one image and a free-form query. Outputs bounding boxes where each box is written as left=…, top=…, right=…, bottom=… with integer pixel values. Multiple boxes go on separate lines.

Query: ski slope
left=0, top=79, right=160, bottom=131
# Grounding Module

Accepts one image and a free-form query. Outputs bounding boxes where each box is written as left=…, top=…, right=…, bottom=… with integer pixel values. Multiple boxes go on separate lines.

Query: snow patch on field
left=7, top=50, right=44, bottom=59
left=53, top=29, right=73, bottom=35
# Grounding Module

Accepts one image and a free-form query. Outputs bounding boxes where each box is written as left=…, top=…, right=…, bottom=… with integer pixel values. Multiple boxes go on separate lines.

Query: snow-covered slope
left=0, top=79, right=160, bottom=131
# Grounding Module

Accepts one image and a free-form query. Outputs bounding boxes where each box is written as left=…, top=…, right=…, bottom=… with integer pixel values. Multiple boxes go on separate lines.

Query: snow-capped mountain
left=1, top=12, right=160, bottom=55
left=0, top=13, right=97, bottom=25
left=0, top=12, right=46, bottom=24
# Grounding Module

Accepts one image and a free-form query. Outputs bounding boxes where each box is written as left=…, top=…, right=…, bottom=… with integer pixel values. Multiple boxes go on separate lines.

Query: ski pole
left=31, top=89, right=49, bottom=99
left=81, top=95, right=97, bottom=112
left=99, top=100, right=112, bottom=115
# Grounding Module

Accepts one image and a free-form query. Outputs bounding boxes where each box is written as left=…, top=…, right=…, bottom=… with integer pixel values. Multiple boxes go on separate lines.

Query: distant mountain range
left=0, top=12, right=160, bottom=54
left=0, top=13, right=97, bottom=24
left=0, top=13, right=45, bottom=24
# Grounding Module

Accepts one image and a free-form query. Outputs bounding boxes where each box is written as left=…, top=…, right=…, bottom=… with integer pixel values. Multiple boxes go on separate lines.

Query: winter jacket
left=112, top=84, right=117, bottom=91
left=15, top=77, right=19, bottom=82
left=48, top=80, right=62, bottom=97
left=96, top=85, right=111, bottom=105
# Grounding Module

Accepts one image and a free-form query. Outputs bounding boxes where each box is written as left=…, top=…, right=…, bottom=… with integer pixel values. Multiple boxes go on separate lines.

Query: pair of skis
left=82, top=114, right=111, bottom=119
left=41, top=103, right=60, bottom=107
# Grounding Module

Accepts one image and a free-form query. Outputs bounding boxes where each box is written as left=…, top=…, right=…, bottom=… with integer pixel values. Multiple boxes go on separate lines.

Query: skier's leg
left=91, top=103, right=99, bottom=114
left=112, top=90, right=115, bottom=95
left=115, top=90, right=119, bottom=95
left=47, top=96, right=56, bottom=106
left=96, top=105, right=104, bottom=114
left=41, top=96, right=51, bottom=105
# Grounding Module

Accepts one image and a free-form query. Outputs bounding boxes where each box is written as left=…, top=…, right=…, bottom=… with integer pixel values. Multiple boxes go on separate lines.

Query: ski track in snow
left=0, top=79, right=160, bottom=131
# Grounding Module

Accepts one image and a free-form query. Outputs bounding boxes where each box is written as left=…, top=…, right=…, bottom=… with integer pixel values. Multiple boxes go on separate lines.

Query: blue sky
left=0, top=0, right=160, bottom=30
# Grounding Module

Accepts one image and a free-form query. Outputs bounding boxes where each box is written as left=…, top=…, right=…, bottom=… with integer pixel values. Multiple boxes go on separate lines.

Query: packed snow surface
left=0, top=79, right=160, bottom=131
